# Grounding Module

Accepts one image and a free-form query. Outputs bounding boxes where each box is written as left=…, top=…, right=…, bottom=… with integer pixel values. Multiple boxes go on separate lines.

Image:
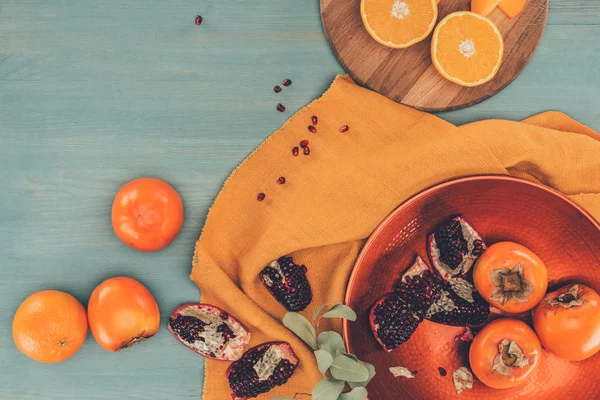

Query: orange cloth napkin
left=190, top=75, right=600, bottom=399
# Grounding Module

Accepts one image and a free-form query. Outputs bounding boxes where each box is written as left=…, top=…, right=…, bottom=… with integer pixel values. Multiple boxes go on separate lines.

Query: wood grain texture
left=0, top=0, right=599, bottom=399
left=321, top=0, right=548, bottom=111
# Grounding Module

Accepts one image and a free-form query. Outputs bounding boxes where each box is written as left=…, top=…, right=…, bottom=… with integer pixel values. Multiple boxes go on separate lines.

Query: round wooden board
left=320, top=0, right=548, bottom=112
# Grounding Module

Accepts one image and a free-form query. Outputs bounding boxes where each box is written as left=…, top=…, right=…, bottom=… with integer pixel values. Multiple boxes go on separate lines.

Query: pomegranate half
left=227, top=341, right=298, bottom=400
left=428, top=216, right=486, bottom=281
left=168, top=303, right=251, bottom=361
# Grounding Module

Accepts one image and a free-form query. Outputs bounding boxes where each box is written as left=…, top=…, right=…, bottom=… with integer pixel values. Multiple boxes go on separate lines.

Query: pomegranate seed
left=300, top=139, right=309, bottom=148
left=308, top=126, right=317, bottom=133
left=312, top=116, right=318, bottom=125
left=257, top=193, right=266, bottom=202
left=277, top=177, right=286, bottom=185
left=277, top=103, right=286, bottom=112
left=274, top=86, right=282, bottom=93
left=292, top=147, right=299, bottom=156
left=282, top=79, right=292, bottom=87
left=303, top=146, right=310, bottom=155
left=195, top=16, right=203, bottom=25
left=339, top=125, right=349, bottom=133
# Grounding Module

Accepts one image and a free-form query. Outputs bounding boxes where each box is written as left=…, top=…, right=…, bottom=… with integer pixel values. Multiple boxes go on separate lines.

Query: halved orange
left=431, top=11, right=504, bottom=87
left=361, top=0, right=438, bottom=49
left=471, top=0, right=502, bottom=16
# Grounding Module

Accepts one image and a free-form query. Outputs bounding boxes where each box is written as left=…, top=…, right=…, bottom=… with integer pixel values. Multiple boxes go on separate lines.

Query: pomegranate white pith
left=428, top=216, right=486, bottom=281
left=168, top=303, right=251, bottom=361
left=227, top=342, right=298, bottom=400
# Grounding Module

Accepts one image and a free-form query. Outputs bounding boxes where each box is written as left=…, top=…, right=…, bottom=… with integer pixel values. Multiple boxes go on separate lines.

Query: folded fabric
left=190, top=75, right=600, bottom=399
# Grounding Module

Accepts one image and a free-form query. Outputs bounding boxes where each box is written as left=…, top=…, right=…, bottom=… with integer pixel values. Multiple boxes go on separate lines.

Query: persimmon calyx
left=492, top=339, right=532, bottom=376
left=546, top=284, right=584, bottom=308
left=490, top=262, right=534, bottom=304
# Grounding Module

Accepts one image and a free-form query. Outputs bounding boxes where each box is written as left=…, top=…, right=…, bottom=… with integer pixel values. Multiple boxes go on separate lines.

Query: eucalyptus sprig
left=279, top=303, right=376, bottom=400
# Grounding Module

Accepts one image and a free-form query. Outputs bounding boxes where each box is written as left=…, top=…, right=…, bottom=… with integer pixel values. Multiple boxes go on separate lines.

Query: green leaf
left=339, top=387, right=368, bottom=400
left=348, top=362, right=376, bottom=389
left=329, top=354, right=369, bottom=382
left=339, top=350, right=359, bottom=362
left=283, top=312, right=317, bottom=349
left=314, top=349, right=334, bottom=375
left=322, top=304, right=357, bottom=321
left=312, top=302, right=342, bottom=322
left=312, top=379, right=345, bottom=400
left=317, top=331, right=346, bottom=356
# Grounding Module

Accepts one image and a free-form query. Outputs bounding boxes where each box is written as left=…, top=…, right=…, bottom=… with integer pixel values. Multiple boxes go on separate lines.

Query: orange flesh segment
left=498, top=0, right=527, bottom=18
left=431, top=12, right=504, bottom=87
left=471, top=0, right=502, bottom=16
left=361, top=0, right=438, bottom=48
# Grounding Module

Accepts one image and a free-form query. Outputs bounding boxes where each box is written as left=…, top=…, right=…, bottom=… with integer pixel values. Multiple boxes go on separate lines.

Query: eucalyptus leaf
left=339, top=350, right=359, bottom=362
left=314, top=349, right=334, bottom=375
left=348, top=362, right=376, bottom=389
left=283, top=312, right=317, bottom=349
left=330, top=354, right=370, bottom=382
left=317, top=331, right=346, bottom=356
left=322, top=304, right=357, bottom=321
left=339, top=386, right=368, bottom=400
left=312, top=379, right=345, bottom=400
left=312, top=302, right=342, bottom=322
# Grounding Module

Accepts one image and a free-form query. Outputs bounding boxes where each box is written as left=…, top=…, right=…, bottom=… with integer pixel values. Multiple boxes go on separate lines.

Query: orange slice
left=431, top=11, right=504, bottom=87
left=471, top=0, right=502, bottom=16
left=498, top=0, right=527, bottom=18
left=361, top=0, right=438, bottom=49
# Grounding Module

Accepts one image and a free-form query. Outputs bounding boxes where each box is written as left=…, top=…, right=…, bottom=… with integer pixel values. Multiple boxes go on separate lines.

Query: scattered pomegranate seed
left=277, top=177, right=286, bottom=185
left=277, top=103, right=286, bottom=112
left=339, top=125, right=349, bottom=133
left=299, top=140, right=309, bottom=148
left=282, top=79, right=292, bottom=87
left=308, top=126, right=317, bottom=133
left=303, top=146, right=310, bottom=155
left=312, top=116, right=318, bottom=125
left=438, top=367, right=447, bottom=377
left=257, top=193, right=266, bottom=202
left=195, top=16, right=203, bottom=26
left=292, top=147, right=299, bottom=156
left=274, top=86, right=282, bottom=93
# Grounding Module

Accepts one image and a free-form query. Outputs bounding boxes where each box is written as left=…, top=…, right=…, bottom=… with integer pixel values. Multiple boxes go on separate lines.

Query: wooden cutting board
left=320, top=0, right=548, bottom=112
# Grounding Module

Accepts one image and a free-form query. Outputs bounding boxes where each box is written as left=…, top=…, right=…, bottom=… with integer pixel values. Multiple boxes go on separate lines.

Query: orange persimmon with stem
left=473, top=241, right=548, bottom=313
left=533, top=284, right=600, bottom=361
left=88, top=277, right=160, bottom=352
left=470, top=318, right=541, bottom=389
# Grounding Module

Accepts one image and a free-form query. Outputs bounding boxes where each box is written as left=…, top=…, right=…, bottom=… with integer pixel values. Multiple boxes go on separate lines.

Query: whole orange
left=88, top=276, right=160, bottom=352
left=111, top=177, right=184, bottom=252
left=12, top=290, right=88, bottom=363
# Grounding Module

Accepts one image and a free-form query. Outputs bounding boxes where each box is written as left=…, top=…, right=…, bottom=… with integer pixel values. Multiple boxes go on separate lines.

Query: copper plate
left=343, top=176, right=600, bottom=399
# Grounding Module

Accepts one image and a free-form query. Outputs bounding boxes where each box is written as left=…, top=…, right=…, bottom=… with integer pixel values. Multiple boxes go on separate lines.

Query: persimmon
left=473, top=241, right=548, bottom=313
left=533, top=284, right=600, bottom=361
left=13, top=290, right=88, bottom=363
left=469, top=318, right=541, bottom=389
left=88, top=277, right=160, bottom=352
left=112, top=177, right=184, bottom=252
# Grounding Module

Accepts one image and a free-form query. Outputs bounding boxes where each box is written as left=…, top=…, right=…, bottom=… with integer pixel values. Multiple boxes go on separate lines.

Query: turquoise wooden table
left=1, top=0, right=599, bottom=398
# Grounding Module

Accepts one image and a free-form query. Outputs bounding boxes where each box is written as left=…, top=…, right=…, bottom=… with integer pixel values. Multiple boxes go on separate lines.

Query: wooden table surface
left=1, top=1, right=599, bottom=399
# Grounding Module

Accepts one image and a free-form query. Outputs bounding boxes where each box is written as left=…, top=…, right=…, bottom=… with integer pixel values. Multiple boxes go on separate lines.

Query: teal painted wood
left=0, top=0, right=598, bottom=398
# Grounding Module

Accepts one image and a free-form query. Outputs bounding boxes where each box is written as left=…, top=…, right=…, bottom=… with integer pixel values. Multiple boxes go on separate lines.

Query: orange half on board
left=431, top=11, right=504, bottom=87
left=361, top=0, right=438, bottom=48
